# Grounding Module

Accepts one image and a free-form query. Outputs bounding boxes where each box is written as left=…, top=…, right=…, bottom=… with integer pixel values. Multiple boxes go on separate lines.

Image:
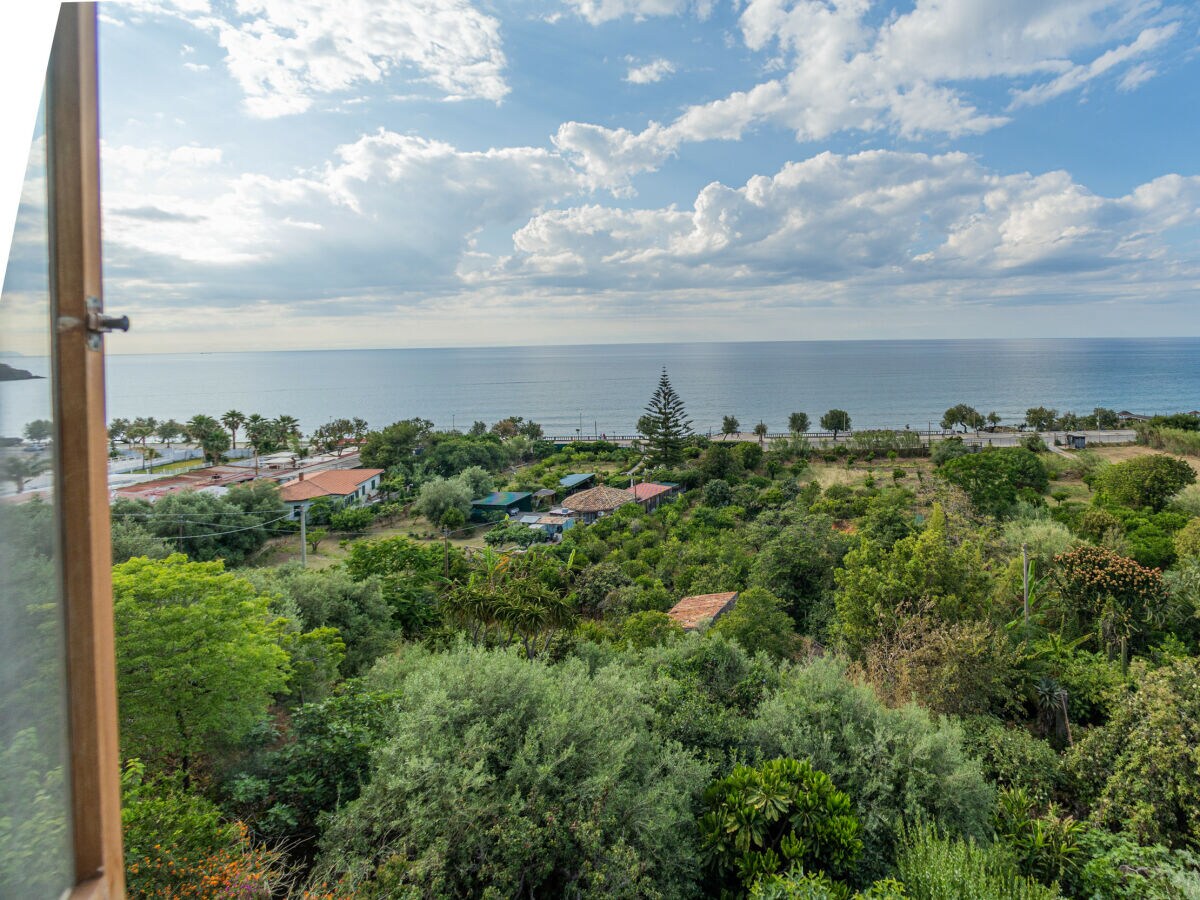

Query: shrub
left=1053, top=545, right=1166, bottom=657
left=1075, top=507, right=1123, bottom=542
left=699, top=758, right=862, bottom=895
left=856, top=616, right=1019, bottom=718
left=1072, top=829, right=1200, bottom=899
left=1175, top=517, right=1200, bottom=559
left=621, top=610, right=684, bottom=648
left=705, top=478, right=734, bottom=508
left=711, top=587, right=799, bottom=660
left=1021, top=434, right=1048, bottom=453
left=746, top=657, right=993, bottom=883
left=993, top=787, right=1086, bottom=888
left=313, top=646, right=711, bottom=897
left=931, top=436, right=969, bottom=466
left=959, top=718, right=1063, bottom=803
left=329, top=505, right=375, bottom=533
left=123, top=760, right=282, bottom=899
left=1065, top=656, right=1200, bottom=848
left=749, top=871, right=907, bottom=899
left=1092, top=454, right=1196, bottom=511
left=939, top=448, right=1049, bottom=516
left=895, top=823, right=1059, bottom=900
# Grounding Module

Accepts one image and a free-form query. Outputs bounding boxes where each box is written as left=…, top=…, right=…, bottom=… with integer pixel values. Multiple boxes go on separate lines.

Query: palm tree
left=221, top=410, right=247, bottom=449
left=754, top=421, right=769, bottom=445
left=246, top=415, right=285, bottom=474
left=275, top=414, right=300, bottom=438
left=2, top=455, right=48, bottom=493
left=721, top=415, right=739, bottom=439
left=185, top=414, right=219, bottom=443
left=126, top=417, right=157, bottom=470
left=1036, top=677, right=1073, bottom=748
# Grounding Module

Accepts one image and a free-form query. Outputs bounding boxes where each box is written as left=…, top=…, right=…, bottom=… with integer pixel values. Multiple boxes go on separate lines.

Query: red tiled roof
left=667, top=591, right=739, bottom=630
left=632, top=482, right=673, bottom=501
left=279, top=468, right=383, bottom=502
left=560, top=484, right=634, bottom=513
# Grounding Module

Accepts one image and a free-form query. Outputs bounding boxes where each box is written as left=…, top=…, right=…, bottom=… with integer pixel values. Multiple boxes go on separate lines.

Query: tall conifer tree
left=638, top=368, right=692, bottom=467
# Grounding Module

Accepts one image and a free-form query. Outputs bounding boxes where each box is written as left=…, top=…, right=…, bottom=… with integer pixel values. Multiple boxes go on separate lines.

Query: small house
left=471, top=491, right=534, bottom=519
left=559, top=484, right=635, bottom=524
left=532, top=513, right=575, bottom=540
left=1064, top=433, right=1087, bottom=450
left=667, top=591, right=739, bottom=631
left=631, top=481, right=680, bottom=512
left=279, top=468, right=385, bottom=520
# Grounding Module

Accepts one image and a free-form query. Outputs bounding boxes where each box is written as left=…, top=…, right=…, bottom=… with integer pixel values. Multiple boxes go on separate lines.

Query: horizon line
left=95, top=333, right=1200, bottom=357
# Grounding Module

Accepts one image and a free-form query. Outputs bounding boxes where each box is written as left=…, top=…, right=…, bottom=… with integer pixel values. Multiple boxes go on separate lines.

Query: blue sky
left=4, top=0, right=1200, bottom=352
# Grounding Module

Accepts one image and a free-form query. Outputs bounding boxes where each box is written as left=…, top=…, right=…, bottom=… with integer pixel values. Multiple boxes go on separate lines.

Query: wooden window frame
left=46, top=3, right=126, bottom=897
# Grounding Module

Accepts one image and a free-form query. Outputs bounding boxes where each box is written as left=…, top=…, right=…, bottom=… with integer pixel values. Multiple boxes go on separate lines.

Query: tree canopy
left=638, top=368, right=693, bottom=467
left=112, top=555, right=290, bottom=776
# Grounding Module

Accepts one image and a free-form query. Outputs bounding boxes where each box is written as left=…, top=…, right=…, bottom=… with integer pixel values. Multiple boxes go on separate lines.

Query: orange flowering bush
left=122, top=761, right=284, bottom=899
left=1053, top=545, right=1167, bottom=657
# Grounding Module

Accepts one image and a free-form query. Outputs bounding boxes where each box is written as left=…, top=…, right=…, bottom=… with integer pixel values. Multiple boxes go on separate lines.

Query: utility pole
left=300, top=505, right=308, bottom=568
left=1021, top=543, right=1030, bottom=627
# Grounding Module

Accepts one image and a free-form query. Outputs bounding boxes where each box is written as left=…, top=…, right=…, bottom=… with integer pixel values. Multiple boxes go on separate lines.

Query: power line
left=168, top=514, right=291, bottom=540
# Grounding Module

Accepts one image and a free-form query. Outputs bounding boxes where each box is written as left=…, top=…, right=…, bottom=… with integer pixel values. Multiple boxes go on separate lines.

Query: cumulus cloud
left=625, top=57, right=676, bottom=84
left=477, top=151, right=1200, bottom=297
left=98, top=131, right=583, bottom=291
left=558, top=0, right=1188, bottom=188
left=114, top=0, right=510, bottom=116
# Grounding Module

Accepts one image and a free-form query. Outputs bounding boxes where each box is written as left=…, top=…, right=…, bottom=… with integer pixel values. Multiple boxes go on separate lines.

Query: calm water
left=2, top=339, right=1199, bottom=438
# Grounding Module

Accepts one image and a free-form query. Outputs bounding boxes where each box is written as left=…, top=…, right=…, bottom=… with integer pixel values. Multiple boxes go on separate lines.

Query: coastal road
left=547, top=429, right=1138, bottom=448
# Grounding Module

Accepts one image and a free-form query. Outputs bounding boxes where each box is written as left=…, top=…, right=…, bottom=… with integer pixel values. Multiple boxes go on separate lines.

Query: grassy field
left=1082, top=443, right=1200, bottom=476
left=250, top=511, right=493, bottom=569
left=802, top=456, right=935, bottom=489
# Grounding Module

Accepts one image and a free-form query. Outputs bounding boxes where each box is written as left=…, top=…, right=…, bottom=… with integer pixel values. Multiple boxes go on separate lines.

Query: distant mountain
left=0, top=363, right=43, bottom=382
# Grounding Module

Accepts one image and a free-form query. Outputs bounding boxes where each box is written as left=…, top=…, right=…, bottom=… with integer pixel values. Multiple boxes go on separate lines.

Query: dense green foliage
left=1092, top=453, right=1196, bottom=510
left=700, top=757, right=862, bottom=895
left=97, top=398, right=1200, bottom=897
left=748, top=658, right=993, bottom=883
left=939, top=447, right=1048, bottom=515
left=895, top=824, right=1058, bottom=900
left=313, top=645, right=710, bottom=897
left=113, top=556, right=291, bottom=776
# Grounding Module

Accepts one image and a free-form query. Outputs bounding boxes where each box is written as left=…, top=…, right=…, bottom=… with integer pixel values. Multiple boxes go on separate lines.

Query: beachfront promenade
left=543, top=429, right=1137, bottom=448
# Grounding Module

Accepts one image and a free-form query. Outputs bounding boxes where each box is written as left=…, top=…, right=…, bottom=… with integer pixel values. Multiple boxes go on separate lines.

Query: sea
left=2, top=338, right=1199, bottom=439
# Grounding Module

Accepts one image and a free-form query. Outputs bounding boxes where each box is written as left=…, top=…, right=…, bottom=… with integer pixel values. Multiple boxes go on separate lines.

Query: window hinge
left=57, top=297, right=130, bottom=349
left=84, top=296, right=131, bottom=349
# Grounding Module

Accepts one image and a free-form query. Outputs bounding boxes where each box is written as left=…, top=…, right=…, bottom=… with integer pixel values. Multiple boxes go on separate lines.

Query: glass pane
left=0, top=99, right=75, bottom=897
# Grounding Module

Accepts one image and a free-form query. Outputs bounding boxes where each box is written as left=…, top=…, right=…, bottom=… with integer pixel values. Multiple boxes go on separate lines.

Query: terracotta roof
left=279, top=468, right=383, bottom=502
left=667, top=591, right=739, bottom=630
left=560, top=484, right=635, bottom=513
left=632, top=482, right=674, bottom=501
left=538, top=515, right=570, bottom=525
